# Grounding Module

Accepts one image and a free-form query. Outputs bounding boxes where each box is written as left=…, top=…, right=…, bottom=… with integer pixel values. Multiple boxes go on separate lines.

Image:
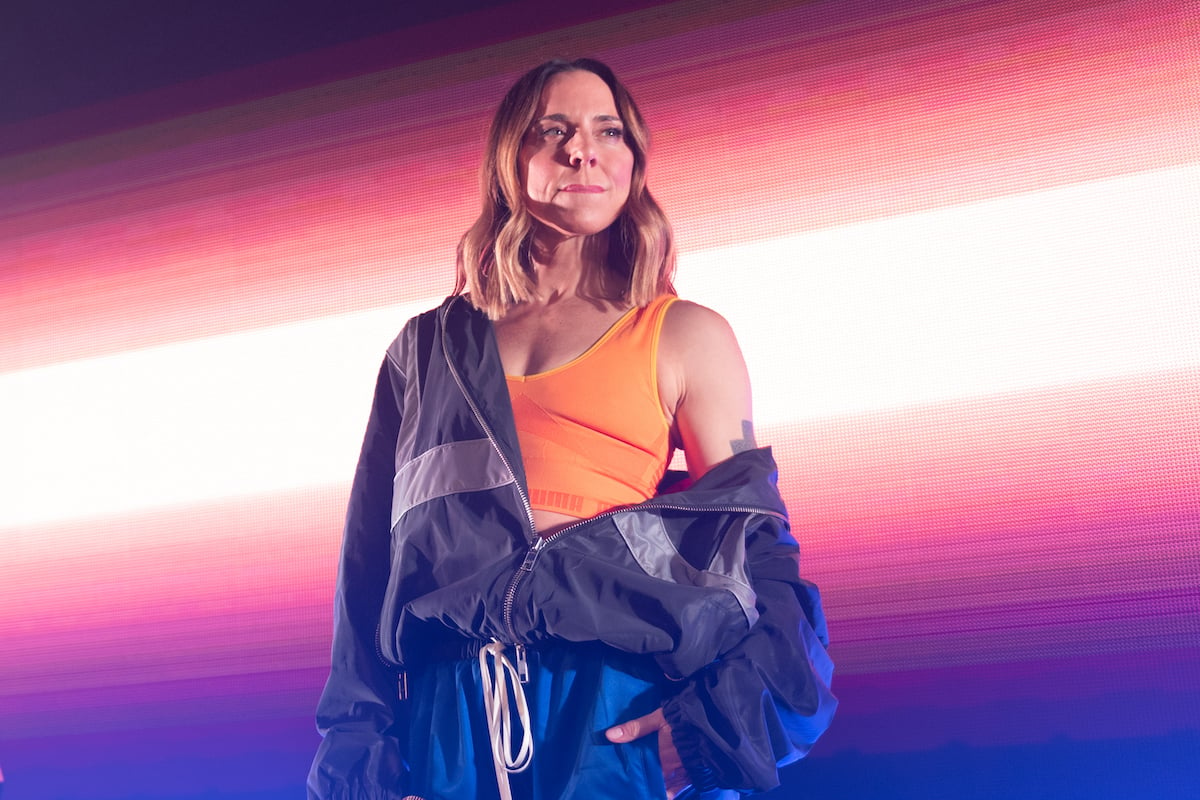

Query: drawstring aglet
left=515, top=643, right=529, bottom=684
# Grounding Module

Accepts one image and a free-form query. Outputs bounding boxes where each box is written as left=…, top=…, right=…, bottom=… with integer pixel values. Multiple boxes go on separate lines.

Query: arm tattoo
left=729, top=420, right=757, bottom=454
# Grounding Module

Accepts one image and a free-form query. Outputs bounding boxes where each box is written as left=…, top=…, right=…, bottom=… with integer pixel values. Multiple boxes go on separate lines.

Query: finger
left=605, top=707, right=667, bottom=742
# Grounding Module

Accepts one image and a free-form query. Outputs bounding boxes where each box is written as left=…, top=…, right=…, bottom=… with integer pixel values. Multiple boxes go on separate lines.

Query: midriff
left=533, top=508, right=585, bottom=537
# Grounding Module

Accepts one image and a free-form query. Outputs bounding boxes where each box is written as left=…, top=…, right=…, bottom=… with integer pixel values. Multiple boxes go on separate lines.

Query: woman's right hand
left=605, top=708, right=690, bottom=799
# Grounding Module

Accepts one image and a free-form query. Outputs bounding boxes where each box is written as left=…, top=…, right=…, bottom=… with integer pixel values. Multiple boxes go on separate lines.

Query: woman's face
left=518, top=70, right=635, bottom=239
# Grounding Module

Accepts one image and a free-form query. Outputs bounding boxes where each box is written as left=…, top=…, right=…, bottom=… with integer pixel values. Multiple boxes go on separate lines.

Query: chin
left=536, top=215, right=620, bottom=239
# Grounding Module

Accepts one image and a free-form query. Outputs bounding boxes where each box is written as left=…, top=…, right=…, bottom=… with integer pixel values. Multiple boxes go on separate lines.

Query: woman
left=308, top=59, right=836, bottom=800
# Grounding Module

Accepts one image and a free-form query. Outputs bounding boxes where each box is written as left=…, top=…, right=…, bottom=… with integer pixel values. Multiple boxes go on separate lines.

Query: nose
left=567, top=133, right=598, bottom=167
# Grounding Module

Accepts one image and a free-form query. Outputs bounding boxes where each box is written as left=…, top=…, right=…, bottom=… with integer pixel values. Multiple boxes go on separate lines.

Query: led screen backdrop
left=2, top=0, right=1199, bottom=797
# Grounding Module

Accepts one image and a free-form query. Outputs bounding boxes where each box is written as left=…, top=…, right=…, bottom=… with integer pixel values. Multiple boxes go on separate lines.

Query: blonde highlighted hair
left=455, top=58, right=675, bottom=319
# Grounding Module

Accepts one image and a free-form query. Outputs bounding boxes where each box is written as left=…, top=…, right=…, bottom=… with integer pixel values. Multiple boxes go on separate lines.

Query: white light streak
left=677, top=163, right=1200, bottom=426
left=3, top=300, right=431, bottom=528
left=3, top=163, right=1198, bottom=527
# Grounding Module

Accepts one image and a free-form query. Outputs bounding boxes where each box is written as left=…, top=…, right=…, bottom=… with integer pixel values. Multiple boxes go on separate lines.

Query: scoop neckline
left=505, top=303, right=641, bottom=382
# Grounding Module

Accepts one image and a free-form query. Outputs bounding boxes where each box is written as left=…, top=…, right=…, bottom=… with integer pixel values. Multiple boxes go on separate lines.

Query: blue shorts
left=402, top=641, right=736, bottom=800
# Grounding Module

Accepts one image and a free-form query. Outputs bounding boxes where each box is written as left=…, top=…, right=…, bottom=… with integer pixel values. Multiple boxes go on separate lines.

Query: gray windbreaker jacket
left=309, top=295, right=837, bottom=797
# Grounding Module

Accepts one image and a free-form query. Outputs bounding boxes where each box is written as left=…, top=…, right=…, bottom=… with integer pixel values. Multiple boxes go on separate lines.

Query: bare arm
left=612, top=300, right=756, bottom=797
left=658, top=300, right=755, bottom=480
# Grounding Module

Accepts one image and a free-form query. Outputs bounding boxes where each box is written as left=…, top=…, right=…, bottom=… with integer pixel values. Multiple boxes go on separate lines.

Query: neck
left=527, top=230, right=621, bottom=305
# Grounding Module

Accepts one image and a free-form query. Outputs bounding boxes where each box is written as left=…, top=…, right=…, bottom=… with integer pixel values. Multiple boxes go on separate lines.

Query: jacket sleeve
left=308, top=355, right=411, bottom=800
left=661, top=512, right=837, bottom=794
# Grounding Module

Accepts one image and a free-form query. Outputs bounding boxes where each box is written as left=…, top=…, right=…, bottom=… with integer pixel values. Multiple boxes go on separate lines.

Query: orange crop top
left=506, top=294, right=677, bottom=520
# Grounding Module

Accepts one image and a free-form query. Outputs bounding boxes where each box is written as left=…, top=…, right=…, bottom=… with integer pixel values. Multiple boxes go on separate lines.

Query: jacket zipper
left=441, top=303, right=538, bottom=674
left=500, top=502, right=787, bottom=646
left=376, top=622, right=409, bottom=700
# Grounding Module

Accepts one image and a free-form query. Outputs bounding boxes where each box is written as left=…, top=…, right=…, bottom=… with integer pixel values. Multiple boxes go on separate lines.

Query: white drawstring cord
left=479, top=640, right=534, bottom=800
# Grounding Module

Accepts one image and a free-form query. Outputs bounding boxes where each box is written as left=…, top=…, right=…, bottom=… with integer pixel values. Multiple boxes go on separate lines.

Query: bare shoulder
left=659, top=299, right=744, bottom=369
left=658, top=298, right=754, bottom=479
left=662, top=298, right=736, bottom=339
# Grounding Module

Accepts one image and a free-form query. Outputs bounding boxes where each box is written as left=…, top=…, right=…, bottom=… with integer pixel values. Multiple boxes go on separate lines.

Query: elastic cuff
left=663, top=697, right=719, bottom=793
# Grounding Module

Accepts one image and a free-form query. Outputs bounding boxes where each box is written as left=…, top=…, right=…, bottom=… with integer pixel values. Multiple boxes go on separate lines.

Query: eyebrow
left=533, top=113, right=623, bottom=124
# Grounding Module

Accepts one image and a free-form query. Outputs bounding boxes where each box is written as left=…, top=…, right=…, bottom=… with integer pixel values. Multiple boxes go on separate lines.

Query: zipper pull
left=520, top=536, right=547, bottom=571
left=515, top=643, right=529, bottom=683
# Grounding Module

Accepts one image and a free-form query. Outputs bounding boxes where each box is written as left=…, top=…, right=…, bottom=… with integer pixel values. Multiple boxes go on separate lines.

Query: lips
left=559, top=184, right=605, bottom=193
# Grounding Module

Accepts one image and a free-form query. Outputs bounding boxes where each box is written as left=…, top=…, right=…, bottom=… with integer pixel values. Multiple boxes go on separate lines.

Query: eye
left=600, top=126, right=625, bottom=139
left=538, top=126, right=566, bottom=138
